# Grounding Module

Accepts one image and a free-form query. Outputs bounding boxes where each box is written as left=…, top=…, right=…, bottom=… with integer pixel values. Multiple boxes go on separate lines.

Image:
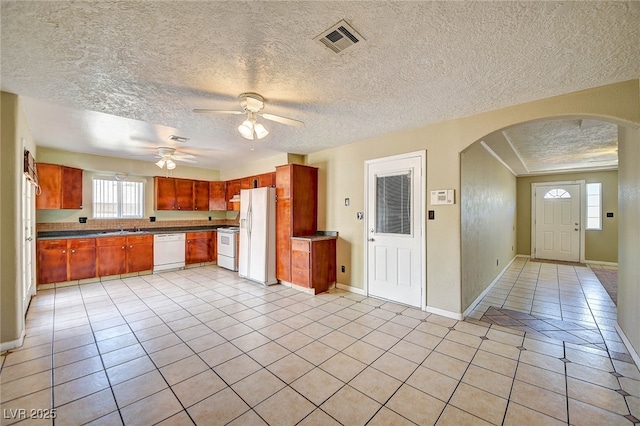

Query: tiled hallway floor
left=1, top=263, right=639, bottom=425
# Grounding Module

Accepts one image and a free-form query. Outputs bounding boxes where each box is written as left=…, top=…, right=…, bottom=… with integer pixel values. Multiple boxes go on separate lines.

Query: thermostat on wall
left=431, top=189, right=455, bottom=205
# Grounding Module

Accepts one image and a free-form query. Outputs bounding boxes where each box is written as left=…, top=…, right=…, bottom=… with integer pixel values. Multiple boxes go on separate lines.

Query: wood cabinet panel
left=36, top=164, right=61, bottom=209
left=97, top=245, right=126, bottom=276
left=210, top=231, right=217, bottom=260
left=226, top=179, right=241, bottom=211
left=175, top=178, right=194, bottom=210
left=290, top=238, right=336, bottom=294
left=186, top=232, right=212, bottom=264
left=126, top=236, right=153, bottom=273
left=209, top=181, right=226, bottom=211
left=61, top=166, right=83, bottom=209
left=291, top=250, right=310, bottom=269
left=69, top=245, right=96, bottom=281
left=258, top=172, right=275, bottom=188
left=241, top=176, right=255, bottom=190
left=155, top=177, right=177, bottom=210
left=275, top=164, right=318, bottom=283
left=36, top=164, right=83, bottom=210
left=291, top=267, right=310, bottom=288
left=37, top=240, right=68, bottom=284
left=194, top=180, right=210, bottom=211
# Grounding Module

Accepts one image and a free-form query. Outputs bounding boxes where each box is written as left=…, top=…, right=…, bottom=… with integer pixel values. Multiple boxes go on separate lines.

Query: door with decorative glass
left=533, top=183, right=581, bottom=262
left=366, top=153, right=424, bottom=308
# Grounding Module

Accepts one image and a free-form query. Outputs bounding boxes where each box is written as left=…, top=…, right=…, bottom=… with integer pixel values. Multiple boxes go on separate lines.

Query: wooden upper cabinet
left=241, top=176, right=256, bottom=190
left=155, top=176, right=177, bottom=210
left=175, top=178, right=194, bottom=210
left=36, top=163, right=83, bottom=210
left=61, top=166, right=83, bottom=209
left=193, top=180, right=209, bottom=211
left=209, top=181, right=226, bottom=211
left=226, top=179, right=241, bottom=211
left=258, top=172, right=275, bottom=188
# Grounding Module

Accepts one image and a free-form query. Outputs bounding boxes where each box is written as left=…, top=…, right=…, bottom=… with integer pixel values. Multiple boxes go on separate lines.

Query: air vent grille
left=168, top=135, right=189, bottom=143
left=314, top=20, right=364, bottom=54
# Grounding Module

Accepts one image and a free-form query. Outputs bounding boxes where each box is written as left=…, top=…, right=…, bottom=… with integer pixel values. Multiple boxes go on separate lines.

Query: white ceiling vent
left=314, top=20, right=364, bottom=54
left=168, top=135, right=189, bottom=143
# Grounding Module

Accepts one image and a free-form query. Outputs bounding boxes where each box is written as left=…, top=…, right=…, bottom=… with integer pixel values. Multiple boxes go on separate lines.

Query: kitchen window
left=93, top=176, right=145, bottom=219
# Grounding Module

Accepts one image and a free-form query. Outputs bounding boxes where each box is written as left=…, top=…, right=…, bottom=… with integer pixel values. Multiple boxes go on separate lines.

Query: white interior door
left=366, top=154, right=423, bottom=308
left=22, top=175, right=35, bottom=313
left=534, top=183, right=581, bottom=262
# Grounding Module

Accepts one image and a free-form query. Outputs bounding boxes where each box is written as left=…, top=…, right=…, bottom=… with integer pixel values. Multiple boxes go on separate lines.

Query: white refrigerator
left=238, top=187, right=277, bottom=285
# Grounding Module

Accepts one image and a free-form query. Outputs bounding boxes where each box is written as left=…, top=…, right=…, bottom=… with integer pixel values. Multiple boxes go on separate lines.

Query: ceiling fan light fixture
left=254, top=122, right=269, bottom=139
left=238, top=119, right=254, bottom=140
left=155, top=159, right=166, bottom=169
left=166, top=160, right=176, bottom=170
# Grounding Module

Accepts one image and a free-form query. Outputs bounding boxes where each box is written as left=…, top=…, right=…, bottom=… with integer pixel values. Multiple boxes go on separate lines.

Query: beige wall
left=618, top=126, right=640, bottom=361
left=516, top=170, right=619, bottom=263
left=1, top=92, right=37, bottom=348
left=309, top=79, right=640, bottom=316
left=461, top=142, right=517, bottom=311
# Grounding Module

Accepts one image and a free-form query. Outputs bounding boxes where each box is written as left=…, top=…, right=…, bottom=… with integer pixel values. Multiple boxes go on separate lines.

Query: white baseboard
left=426, top=306, right=463, bottom=321
left=0, top=329, right=25, bottom=353
left=585, top=260, right=618, bottom=266
left=463, top=256, right=518, bottom=318
left=336, top=283, right=366, bottom=295
left=615, top=323, right=640, bottom=369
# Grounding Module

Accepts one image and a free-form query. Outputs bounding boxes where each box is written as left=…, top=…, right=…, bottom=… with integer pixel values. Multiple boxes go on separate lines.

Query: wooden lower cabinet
left=97, top=236, right=127, bottom=276
left=186, top=232, right=212, bottom=264
left=126, top=235, right=153, bottom=273
left=290, top=237, right=336, bottom=294
left=37, top=238, right=96, bottom=284
left=37, top=240, right=68, bottom=284
left=68, top=238, right=96, bottom=281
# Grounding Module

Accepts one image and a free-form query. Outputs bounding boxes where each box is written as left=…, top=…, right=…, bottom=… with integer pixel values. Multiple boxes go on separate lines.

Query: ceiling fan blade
left=260, top=113, right=305, bottom=128
left=193, top=109, right=243, bottom=115
left=174, top=158, right=197, bottom=163
left=172, top=154, right=196, bottom=160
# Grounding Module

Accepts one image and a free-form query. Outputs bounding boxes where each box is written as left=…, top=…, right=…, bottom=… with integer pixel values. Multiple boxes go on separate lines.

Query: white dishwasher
left=153, top=233, right=186, bottom=272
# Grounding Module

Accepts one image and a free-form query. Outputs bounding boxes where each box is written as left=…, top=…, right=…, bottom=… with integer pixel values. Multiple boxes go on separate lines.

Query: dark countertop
left=37, top=225, right=231, bottom=240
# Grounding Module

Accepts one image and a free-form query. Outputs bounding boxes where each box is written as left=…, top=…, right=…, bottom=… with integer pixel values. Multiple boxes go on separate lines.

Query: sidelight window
left=586, top=183, right=602, bottom=230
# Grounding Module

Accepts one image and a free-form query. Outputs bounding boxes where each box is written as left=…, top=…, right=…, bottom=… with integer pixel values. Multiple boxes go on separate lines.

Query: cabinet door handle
left=130, top=245, right=133, bottom=248
left=62, top=250, right=66, bottom=254
left=71, top=249, right=76, bottom=253
left=122, top=246, right=125, bottom=249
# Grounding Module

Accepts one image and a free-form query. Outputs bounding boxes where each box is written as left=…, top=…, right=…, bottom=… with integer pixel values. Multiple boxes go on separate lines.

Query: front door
left=366, top=153, right=424, bottom=308
left=534, top=183, right=581, bottom=262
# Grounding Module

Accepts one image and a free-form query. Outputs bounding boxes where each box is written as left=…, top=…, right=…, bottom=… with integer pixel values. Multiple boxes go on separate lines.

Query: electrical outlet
left=209, top=216, right=212, bottom=221
left=344, top=198, right=350, bottom=207
left=341, top=265, right=346, bottom=273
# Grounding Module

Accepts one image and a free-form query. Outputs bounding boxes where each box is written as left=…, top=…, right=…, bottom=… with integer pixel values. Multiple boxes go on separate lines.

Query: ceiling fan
left=193, top=92, right=304, bottom=141
left=154, top=147, right=196, bottom=170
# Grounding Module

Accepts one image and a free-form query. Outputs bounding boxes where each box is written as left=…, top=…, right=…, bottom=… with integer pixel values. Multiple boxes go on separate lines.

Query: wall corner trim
left=0, top=329, right=26, bottom=353
left=615, top=323, right=640, bottom=369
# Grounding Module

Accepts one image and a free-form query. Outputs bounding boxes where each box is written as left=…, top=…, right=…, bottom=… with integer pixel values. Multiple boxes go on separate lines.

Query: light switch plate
left=356, top=212, right=364, bottom=220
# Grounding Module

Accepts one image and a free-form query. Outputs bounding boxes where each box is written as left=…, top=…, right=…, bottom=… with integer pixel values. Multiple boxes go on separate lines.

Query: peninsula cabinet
left=275, top=164, right=318, bottom=283
left=291, top=237, right=337, bottom=294
left=36, top=163, right=83, bottom=210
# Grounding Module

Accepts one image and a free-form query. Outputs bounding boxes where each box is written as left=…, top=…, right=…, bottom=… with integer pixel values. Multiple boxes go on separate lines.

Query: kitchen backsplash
left=37, top=218, right=238, bottom=232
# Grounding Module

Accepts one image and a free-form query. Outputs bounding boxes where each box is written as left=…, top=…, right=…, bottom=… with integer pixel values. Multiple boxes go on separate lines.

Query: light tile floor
left=1, top=263, right=639, bottom=425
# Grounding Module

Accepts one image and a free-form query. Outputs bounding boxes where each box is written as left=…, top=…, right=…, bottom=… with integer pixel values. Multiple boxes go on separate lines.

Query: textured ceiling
left=1, top=1, right=639, bottom=170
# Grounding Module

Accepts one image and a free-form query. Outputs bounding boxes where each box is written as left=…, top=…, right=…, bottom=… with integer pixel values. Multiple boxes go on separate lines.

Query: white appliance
left=238, top=187, right=277, bottom=285
left=217, top=227, right=239, bottom=271
left=153, top=233, right=186, bottom=272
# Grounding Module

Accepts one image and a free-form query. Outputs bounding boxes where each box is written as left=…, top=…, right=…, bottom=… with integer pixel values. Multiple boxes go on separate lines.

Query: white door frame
left=364, top=150, right=427, bottom=310
left=531, top=180, right=586, bottom=263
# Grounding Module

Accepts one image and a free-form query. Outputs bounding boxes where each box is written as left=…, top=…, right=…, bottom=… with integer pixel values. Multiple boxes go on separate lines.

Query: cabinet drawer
left=291, top=239, right=310, bottom=252
left=291, top=250, right=309, bottom=269
left=96, top=236, right=126, bottom=247
left=291, top=267, right=310, bottom=287
left=68, top=238, right=96, bottom=249
left=126, top=234, right=153, bottom=244
left=37, top=239, right=66, bottom=250
left=186, top=231, right=209, bottom=240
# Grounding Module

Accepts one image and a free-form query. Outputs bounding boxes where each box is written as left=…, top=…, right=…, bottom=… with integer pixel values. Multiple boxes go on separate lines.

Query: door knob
left=368, top=238, right=375, bottom=242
